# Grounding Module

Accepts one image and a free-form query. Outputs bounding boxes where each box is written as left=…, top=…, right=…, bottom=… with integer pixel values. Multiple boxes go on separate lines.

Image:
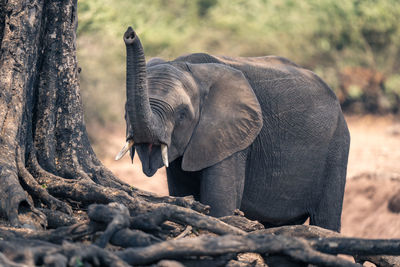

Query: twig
left=175, top=226, right=192, bottom=239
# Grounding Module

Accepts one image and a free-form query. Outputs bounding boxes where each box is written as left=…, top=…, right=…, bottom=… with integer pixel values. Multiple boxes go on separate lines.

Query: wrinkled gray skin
left=122, top=27, right=350, bottom=232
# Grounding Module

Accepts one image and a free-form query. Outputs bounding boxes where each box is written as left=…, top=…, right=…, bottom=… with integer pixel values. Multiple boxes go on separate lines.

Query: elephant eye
left=178, top=111, right=186, bottom=121
left=177, top=108, right=187, bottom=122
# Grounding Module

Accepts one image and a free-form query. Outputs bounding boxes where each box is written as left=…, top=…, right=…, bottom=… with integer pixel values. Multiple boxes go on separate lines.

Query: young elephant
left=116, top=27, right=350, bottom=232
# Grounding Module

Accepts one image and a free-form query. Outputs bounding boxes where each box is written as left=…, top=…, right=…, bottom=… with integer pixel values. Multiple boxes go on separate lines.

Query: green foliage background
left=77, top=0, right=400, bottom=126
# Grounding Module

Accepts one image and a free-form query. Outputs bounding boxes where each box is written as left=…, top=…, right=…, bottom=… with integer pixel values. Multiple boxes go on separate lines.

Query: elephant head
left=116, top=27, right=263, bottom=176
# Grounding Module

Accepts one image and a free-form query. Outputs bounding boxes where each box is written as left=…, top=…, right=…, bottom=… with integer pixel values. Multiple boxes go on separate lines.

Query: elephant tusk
left=115, top=139, right=135, bottom=161
left=161, top=144, right=169, bottom=167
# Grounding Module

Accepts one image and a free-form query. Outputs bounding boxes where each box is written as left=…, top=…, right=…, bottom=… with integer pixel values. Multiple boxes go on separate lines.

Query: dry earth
left=341, top=115, right=400, bottom=238
left=90, top=115, right=400, bottom=238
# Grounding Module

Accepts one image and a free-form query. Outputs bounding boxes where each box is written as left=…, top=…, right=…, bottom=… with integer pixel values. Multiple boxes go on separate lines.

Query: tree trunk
left=0, top=0, right=107, bottom=228
left=1, top=1, right=399, bottom=266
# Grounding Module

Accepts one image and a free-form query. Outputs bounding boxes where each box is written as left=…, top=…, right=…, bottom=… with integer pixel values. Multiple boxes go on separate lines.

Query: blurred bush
left=77, top=0, right=400, bottom=127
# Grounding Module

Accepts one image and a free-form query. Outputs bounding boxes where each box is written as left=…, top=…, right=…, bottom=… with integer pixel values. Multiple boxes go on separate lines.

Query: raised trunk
left=123, top=27, right=155, bottom=143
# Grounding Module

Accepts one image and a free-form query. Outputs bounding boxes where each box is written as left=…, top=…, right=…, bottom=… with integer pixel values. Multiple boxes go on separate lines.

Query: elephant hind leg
left=310, top=114, right=350, bottom=232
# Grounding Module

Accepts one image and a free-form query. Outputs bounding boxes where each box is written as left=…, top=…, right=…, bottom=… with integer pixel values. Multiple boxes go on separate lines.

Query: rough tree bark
left=0, top=0, right=106, bottom=227
left=0, top=1, right=400, bottom=266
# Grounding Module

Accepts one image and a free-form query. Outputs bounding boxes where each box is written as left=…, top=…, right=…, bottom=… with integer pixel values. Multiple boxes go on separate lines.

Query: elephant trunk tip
left=124, top=27, right=137, bottom=45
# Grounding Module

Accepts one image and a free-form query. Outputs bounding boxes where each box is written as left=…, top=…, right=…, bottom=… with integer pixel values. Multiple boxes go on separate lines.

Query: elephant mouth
left=115, top=139, right=169, bottom=176
left=136, top=143, right=164, bottom=177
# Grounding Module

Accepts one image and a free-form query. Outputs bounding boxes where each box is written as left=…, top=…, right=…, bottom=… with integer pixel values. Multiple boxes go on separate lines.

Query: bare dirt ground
left=341, top=115, right=400, bottom=238
left=91, top=115, right=400, bottom=238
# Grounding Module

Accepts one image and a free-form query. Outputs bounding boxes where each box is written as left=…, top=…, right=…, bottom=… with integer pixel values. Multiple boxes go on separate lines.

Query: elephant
left=116, top=27, right=350, bottom=232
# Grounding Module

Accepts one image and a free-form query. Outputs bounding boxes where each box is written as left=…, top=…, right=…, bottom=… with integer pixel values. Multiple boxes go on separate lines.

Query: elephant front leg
left=200, top=149, right=248, bottom=217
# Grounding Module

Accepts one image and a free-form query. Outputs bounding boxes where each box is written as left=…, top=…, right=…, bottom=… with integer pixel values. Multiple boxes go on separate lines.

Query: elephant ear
left=182, top=63, right=263, bottom=171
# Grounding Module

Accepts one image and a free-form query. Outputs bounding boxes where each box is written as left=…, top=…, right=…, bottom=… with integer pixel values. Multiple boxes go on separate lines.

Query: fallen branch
left=310, top=237, right=400, bottom=256
left=0, top=222, right=98, bottom=244
left=116, top=232, right=360, bottom=266
left=88, top=203, right=245, bottom=236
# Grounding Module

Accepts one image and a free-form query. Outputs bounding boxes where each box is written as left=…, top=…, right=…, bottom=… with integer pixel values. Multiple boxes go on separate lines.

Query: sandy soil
left=342, top=115, right=400, bottom=238
left=92, top=115, right=400, bottom=238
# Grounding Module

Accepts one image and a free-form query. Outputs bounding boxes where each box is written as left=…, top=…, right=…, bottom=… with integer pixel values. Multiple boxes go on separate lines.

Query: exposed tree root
left=262, top=225, right=400, bottom=267
left=17, top=150, right=73, bottom=216
left=116, top=231, right=363, bottom=266
left=220, top=214, right=265, bottom=232
left=0, top=238, right=130, bottom=267
left=355, top=255, right=400, bottom=267
left=27, top=151, right=208, bottom=212
left=1, top=202, right=400, bottom=266
left=126, top=204, right=246, bottom=235
left=0, top=222, right=99, bottom=244
left=109, top=228, right=162, bottom=248
left=38, top=208, right=77, bottom=228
